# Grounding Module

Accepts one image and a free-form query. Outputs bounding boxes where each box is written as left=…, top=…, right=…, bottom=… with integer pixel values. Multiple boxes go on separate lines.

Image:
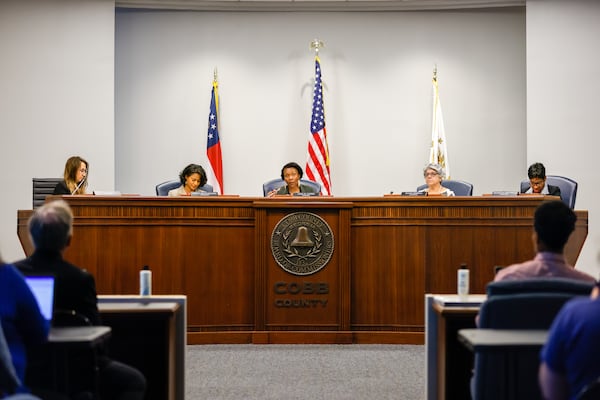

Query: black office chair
left=262, top=178, right=321, bottom=196
left=53, top=309, right=93, bottom=328
left=32, top=178, right=63, bottom=208
left=519, top=175, right=578, bottom=209
left=416, top=179, right=474, bottom=196
left=155, top=180, right=214, bottom=196
left=49, top=310, right=99, bottom=399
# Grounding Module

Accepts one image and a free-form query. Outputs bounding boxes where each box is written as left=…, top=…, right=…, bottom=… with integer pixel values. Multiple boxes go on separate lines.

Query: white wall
left=115, top=8, right=526, bottom=198
left=3, top=1, right=597, bottom=278
left=0, top=0, right=115, bottom=261
left=23, top=2, right=600, bottom=279
left=526, top=0, right=600, bottom=277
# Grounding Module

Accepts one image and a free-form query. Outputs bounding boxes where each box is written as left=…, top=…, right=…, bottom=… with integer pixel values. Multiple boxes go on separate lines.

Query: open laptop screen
left=24, top=275, right=55, bottom=322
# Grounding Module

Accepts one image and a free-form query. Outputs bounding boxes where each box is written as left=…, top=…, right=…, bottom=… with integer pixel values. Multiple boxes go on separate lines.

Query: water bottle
left=457, top=263, right=469, bottom=300
left=140, top=265, right=152, bottom=296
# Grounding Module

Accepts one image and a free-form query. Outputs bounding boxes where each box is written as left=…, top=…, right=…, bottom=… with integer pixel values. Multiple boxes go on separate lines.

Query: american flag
left=305, top=56, right=331, bottom=195
left=206, top=79, right=223, bottom=194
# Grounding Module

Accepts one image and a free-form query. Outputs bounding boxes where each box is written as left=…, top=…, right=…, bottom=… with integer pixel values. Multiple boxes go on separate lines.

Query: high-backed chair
left=155, top=180, right=214, bottom=196
left=472, top=278, right=593, bottom=400
left=416, top=179, right=474, bottom=196
left=32, top=178, right=63, bottom=208
left=520, top=175, right=578, bottom=209
left=262, top=178, right=321, bottom=196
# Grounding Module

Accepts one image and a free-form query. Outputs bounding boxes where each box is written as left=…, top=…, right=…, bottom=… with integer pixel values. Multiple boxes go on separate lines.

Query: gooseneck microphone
left=71, top=175, right=87, bottom=195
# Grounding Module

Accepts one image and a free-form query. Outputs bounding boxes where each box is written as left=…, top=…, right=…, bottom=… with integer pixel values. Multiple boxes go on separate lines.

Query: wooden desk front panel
left=351, top=224, right=426, bottom=330
left=17, top=196, right=588, bottom=344
left=260, top=205, right=350, bottom=331
left=55, top=197, right=256, bottom=333
left=349, top=197, right=588, bottom=334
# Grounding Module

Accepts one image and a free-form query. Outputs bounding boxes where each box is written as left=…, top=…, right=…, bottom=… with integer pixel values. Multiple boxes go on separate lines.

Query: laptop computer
left=24, top=275, right=55, bottom=323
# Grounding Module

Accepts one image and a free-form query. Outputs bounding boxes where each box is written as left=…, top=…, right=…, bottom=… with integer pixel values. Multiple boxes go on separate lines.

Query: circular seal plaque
left=271, top=212, right=334, bottom=276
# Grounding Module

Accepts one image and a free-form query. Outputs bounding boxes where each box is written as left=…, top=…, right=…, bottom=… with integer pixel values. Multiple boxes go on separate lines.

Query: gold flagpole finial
left=310, top=39, right=324, bottom=56
left=433, top=64, right=438, bottom=81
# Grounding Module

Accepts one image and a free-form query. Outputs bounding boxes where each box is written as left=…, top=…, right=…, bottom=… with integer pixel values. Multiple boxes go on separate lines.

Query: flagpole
left=213, top=67, right=219, bottom=110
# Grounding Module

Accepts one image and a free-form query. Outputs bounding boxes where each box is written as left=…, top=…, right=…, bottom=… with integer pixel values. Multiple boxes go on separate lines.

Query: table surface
left=98, top=301, right=180, bottom=313
left=458, top=328, right=548, bottom=351
left=48, top=326, right=111, bottom=345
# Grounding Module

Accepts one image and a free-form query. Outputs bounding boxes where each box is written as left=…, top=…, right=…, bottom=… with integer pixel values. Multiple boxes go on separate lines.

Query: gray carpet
left=186, top=344, right=425, bottom=399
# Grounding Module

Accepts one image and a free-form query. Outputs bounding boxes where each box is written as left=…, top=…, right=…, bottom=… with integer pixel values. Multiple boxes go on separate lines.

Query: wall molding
left=116, top=0, right=525, bottom=12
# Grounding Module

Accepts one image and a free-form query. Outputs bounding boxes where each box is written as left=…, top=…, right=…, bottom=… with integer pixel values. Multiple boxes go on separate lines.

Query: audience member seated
left=14, top=200, right=146, bottom=400
left=267, top=162, right=318, bottom=197
left=494, top=201, right=594, bottom=283
left=521, top=162, right=562, bottom=199
left=475, top=201, right=594, bottom=328
left=539, top=281, right=600, bottom=400
left=417, top=163, right=455, bottom=196
left=168, top=163, right=208, bottom=196
left=0, top=256, right=49, bottom=398
left=53, top=156, right=89, bottom=195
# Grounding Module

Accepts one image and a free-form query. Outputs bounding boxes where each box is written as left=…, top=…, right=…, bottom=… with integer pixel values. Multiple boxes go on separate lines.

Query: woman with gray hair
left=419, top=163, right=455, bottom=196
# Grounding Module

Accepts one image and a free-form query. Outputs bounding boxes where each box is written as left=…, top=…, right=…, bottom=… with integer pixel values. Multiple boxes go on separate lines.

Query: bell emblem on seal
left=290, top=226, right=314, bottom=247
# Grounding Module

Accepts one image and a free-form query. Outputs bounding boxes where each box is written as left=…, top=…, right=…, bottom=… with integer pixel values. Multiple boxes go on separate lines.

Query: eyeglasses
left=424, top=172, right=439, bottom=177
left=530, top=179, right=545, bottom=187
left=79, top=168, right=88, bottom=174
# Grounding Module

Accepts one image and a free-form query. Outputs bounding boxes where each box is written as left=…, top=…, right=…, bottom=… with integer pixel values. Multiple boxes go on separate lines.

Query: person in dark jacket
left=522, top=162, right=561, bottom=199
left=53, top=156, right=88, bottom=195
left=15, top=200, right=145, bottom=400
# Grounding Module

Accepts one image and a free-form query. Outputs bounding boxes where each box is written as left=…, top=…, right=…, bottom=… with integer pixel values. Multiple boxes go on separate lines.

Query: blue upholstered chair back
left=416, top=179, right=474, bottom=196
left=519, top=175, right=578, bottom=209
left=473, top=278, right=593, bottom=400
left=480, top=277, right=593, bottom=329
left=479, top=292, right=578, bottom=330
left=155, top=180, right=214, bottom=196
left=486, top=277, right=593, bottom=297
left=262, top=179, right=321, bottom=196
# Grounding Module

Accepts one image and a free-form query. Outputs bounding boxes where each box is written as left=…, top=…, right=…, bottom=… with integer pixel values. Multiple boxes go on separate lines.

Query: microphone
left=71, top=175, right=87, bottom=195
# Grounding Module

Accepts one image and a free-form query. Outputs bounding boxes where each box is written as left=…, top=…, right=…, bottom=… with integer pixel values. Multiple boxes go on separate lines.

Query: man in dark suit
left=522, top=162, right=562, bottom=198
left=15, top=200, right=146, bottom=400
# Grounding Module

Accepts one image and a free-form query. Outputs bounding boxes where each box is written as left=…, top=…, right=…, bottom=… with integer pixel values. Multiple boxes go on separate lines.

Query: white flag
left=429, top=74, right=450, bottom=179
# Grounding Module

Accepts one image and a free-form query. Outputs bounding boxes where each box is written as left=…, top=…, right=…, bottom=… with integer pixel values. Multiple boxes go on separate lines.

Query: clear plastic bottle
left=457, top=263, right=469, bottom=300
left=140, top=265, right=152, bottom=296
